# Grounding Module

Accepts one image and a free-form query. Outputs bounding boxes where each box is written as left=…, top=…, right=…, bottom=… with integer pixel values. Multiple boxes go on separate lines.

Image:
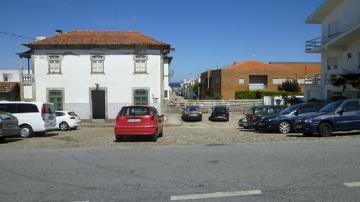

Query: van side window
left=0, top=104, right=17, bottom=113
left=17, top=104, right=39, bottom=113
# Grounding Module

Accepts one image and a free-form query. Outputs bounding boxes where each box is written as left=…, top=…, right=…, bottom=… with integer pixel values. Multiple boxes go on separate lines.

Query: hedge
left=235, top=90, right=302, bottom=99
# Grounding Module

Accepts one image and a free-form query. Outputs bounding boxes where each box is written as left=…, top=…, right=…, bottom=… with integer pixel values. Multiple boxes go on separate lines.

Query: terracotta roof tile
left=225, top=60, right=320, bottom=72
left=0, top=82, right=19, bottom=93
left=27, top=31, right=170, bottom=48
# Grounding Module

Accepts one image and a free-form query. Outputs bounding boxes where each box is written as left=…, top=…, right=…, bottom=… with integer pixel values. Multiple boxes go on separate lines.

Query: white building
left=0, top=69, right=20, bottom=82
left=19, top=31, right=172, bottom=119
left=305, top=0, right=360, bottom=100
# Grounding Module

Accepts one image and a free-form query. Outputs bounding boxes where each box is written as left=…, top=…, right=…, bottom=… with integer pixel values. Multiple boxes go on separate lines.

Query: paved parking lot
left=1, top=113, right=360, bottom=150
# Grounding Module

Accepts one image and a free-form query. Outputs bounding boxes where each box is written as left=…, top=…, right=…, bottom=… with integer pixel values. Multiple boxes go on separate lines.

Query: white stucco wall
left=32, top=49, right=164, bottom=119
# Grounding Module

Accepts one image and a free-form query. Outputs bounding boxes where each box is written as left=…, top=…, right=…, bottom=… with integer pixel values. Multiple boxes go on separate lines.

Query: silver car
left=0, top=112, right=19, bottom=141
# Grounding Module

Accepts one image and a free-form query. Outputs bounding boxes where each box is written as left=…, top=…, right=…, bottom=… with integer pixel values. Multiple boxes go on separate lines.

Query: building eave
left=24, top=43, right=171, bottom=51
left=305, top=0, right=344, bottom=24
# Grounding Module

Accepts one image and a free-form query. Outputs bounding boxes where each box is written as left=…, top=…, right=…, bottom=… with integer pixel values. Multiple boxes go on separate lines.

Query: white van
left=0, top=102, right=57, bottom=138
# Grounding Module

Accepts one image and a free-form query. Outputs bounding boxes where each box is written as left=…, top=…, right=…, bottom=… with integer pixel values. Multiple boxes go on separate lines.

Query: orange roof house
left=200, top=61, right=321, bottom=100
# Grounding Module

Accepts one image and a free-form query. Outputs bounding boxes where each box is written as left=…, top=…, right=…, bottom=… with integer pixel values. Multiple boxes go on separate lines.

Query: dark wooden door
left=91, top=90, right=105, bottom=119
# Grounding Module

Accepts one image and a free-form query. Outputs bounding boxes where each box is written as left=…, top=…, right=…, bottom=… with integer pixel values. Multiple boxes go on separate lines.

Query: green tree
left=278, top=80, right=301, bottom=92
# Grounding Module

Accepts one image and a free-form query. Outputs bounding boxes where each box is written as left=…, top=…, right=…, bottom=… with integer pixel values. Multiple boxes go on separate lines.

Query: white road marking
left=344, top=182, right=360, bottom=187
left=170, top=190, right=262, bottom=201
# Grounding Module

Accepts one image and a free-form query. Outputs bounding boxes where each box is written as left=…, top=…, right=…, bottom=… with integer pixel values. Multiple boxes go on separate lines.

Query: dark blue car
left=295, top=99, right=360, bottom=137
left=257, top=102, right=325, bottom=134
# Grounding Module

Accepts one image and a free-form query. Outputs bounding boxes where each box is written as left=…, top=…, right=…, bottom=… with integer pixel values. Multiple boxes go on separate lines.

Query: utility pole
left=197, top=75, right=200, bottom=100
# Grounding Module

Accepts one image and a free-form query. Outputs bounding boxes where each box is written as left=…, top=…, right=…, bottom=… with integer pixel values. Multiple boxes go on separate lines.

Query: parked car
left=238, top=116, right=247, bottom=128
left=114, top=106, right=163, bottom=142
left=0, top=112, right=20, bottom=141
left=209, top=105, right=229, bottom=122
left=55, top=111, right=81, bottom=131
left=0, top=102, right=56, bottom=138
left=240, top=105, right=286, bottom=129
left=257, top=102, right=325, bottom=134
left=181, top=105, right=202, bottom=121
left=295, top=99, right=360, bottom=137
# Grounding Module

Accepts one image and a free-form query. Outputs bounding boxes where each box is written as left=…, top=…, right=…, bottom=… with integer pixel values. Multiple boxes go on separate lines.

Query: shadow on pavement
left=0, top=138, right=23, bottom=144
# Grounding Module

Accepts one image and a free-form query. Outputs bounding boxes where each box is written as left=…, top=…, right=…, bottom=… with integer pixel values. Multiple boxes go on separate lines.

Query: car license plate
left=6, top=124, right=16, bottom=127
left=128, top=119, right=141, bottom=123
left=190, top=114, right=198, bottom=117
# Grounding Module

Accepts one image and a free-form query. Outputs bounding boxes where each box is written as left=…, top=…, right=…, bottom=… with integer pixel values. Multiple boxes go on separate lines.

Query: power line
left=0, top=31, right=35, bottom=40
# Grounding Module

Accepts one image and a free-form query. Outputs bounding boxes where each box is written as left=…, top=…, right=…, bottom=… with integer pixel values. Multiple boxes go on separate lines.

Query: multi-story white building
left=19, top=30, right=172, bottom=119
left=305, top=0, right=360, bottom=100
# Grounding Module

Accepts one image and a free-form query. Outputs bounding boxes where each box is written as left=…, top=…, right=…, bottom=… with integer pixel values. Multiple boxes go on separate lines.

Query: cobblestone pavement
left=1, top=113, right=359, bottom=150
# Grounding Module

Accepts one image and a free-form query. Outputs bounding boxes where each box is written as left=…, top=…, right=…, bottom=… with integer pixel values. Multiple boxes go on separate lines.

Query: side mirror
left=294, top=110, right=299, bottom=116
left=337, top=109, right=344, bottom=115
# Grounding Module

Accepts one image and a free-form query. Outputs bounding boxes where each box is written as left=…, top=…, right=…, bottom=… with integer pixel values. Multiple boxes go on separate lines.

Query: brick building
left=200, top=61, right=321, bottom=100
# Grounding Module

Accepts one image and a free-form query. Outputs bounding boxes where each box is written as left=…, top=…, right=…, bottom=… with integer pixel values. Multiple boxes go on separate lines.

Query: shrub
left=235, top=90, right=301, bottom=99
left=278, top=80, right=301, bottom=92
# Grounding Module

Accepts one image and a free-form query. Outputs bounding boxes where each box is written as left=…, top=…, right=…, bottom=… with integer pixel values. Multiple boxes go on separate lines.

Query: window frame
left=47, top=55, right=62, bottom=74
left=134, top=54, right=148, bottom=74
left=90, top=55, right=105, bottom=74
left=47, top=89, right=64, bottom=111
left=133, top=88, right=149, bottom=105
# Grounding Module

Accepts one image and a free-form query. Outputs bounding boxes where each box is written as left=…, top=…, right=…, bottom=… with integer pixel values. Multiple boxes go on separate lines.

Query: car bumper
left=114, top=126, right=159, bottom=136
left=257, top=122, right=278, bottom=132
left=183, top=115, right=202, bottom=121
left=294, top=122, right=317, bottom=133
left=70, top=120, right=81, bottom=128
left=0, top=127, right=20, bottom=138
left=210, top=116, right=229, bottom=121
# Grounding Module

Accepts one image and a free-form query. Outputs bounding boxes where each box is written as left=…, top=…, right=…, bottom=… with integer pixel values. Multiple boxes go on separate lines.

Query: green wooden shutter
left=49, top=90, right=63, bottom=110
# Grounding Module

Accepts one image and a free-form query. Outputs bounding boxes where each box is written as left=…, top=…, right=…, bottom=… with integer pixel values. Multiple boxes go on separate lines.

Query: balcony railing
left=305, top=37, right=322, bottom=52
left=21, top=74, right=33, bottom=85
left=304, top=75, right=321, bottom=85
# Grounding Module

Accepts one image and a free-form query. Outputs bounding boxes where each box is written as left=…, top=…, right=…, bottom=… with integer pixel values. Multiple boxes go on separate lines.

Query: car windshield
left=246, top=107, right=255, bottom=115
left=280, top=105, right=301, bottom=115
left=214, top=106, right=226, bottom=113
left=187, top=107, right=199, bottom=112
left=320, top=101, right=343, bottom=113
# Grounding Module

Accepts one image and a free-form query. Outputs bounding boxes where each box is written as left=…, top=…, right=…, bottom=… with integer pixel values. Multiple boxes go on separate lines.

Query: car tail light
left=0, top=122, right=3, bottom=129
left=70, top=117, right=76, bottom=119
left=41, top=104, right=46, bottom=121
left=250, top=115, right=257, bottom=121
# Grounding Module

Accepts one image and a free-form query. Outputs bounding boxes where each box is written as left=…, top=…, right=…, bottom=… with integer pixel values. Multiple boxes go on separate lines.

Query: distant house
left=0, top=69, right=20, bottom=101
left=305, top=0, right=360, bottom=100
left=19, top=30, right=172, bottom=119
left=200, top=61, right=321, bottom=100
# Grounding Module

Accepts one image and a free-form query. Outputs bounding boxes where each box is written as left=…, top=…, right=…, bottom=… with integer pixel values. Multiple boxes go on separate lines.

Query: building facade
left=200, top=61, right=320, bottom=100
left=305, top=0, right=360, bottom=100
left=19, top=31, right=172, bottom=119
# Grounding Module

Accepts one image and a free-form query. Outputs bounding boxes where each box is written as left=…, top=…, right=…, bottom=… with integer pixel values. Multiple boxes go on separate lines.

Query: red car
left=114, top=106, right=163, bottom=142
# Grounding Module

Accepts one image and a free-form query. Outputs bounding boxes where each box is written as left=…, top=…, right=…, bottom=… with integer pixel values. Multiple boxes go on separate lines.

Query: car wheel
left=19, top=125, right=33, bottom=138
left=115, top=136, right=123, bottom=142
left=318, top=123, right=333, bottom=137
left=151, top=135, right=158, bottom=142
left=59, top=122, right=70, bottom=131
left=278, top=121, right=291, bottom=134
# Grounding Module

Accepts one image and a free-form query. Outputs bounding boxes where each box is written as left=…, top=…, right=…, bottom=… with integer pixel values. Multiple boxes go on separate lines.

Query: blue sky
left=1, top=0, right=323, bottom=82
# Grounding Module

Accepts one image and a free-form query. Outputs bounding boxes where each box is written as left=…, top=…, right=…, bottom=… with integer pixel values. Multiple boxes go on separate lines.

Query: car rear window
left=214, top=106, right=227, bottom=113
left=68, top=112, right=78, bottom=116
left=120, top=107, right=151, bottom=116
left=43, top=104, right=55, bottom=114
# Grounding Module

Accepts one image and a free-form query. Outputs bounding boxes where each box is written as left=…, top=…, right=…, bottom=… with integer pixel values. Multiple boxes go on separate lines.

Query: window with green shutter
left=48, top=90, right=63, bottom=111
left=133, top=89, right=149, bottom=105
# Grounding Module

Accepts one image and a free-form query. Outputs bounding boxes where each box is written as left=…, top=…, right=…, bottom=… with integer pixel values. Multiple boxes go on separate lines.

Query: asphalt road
left=1, top=137, right=360, bottom=202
